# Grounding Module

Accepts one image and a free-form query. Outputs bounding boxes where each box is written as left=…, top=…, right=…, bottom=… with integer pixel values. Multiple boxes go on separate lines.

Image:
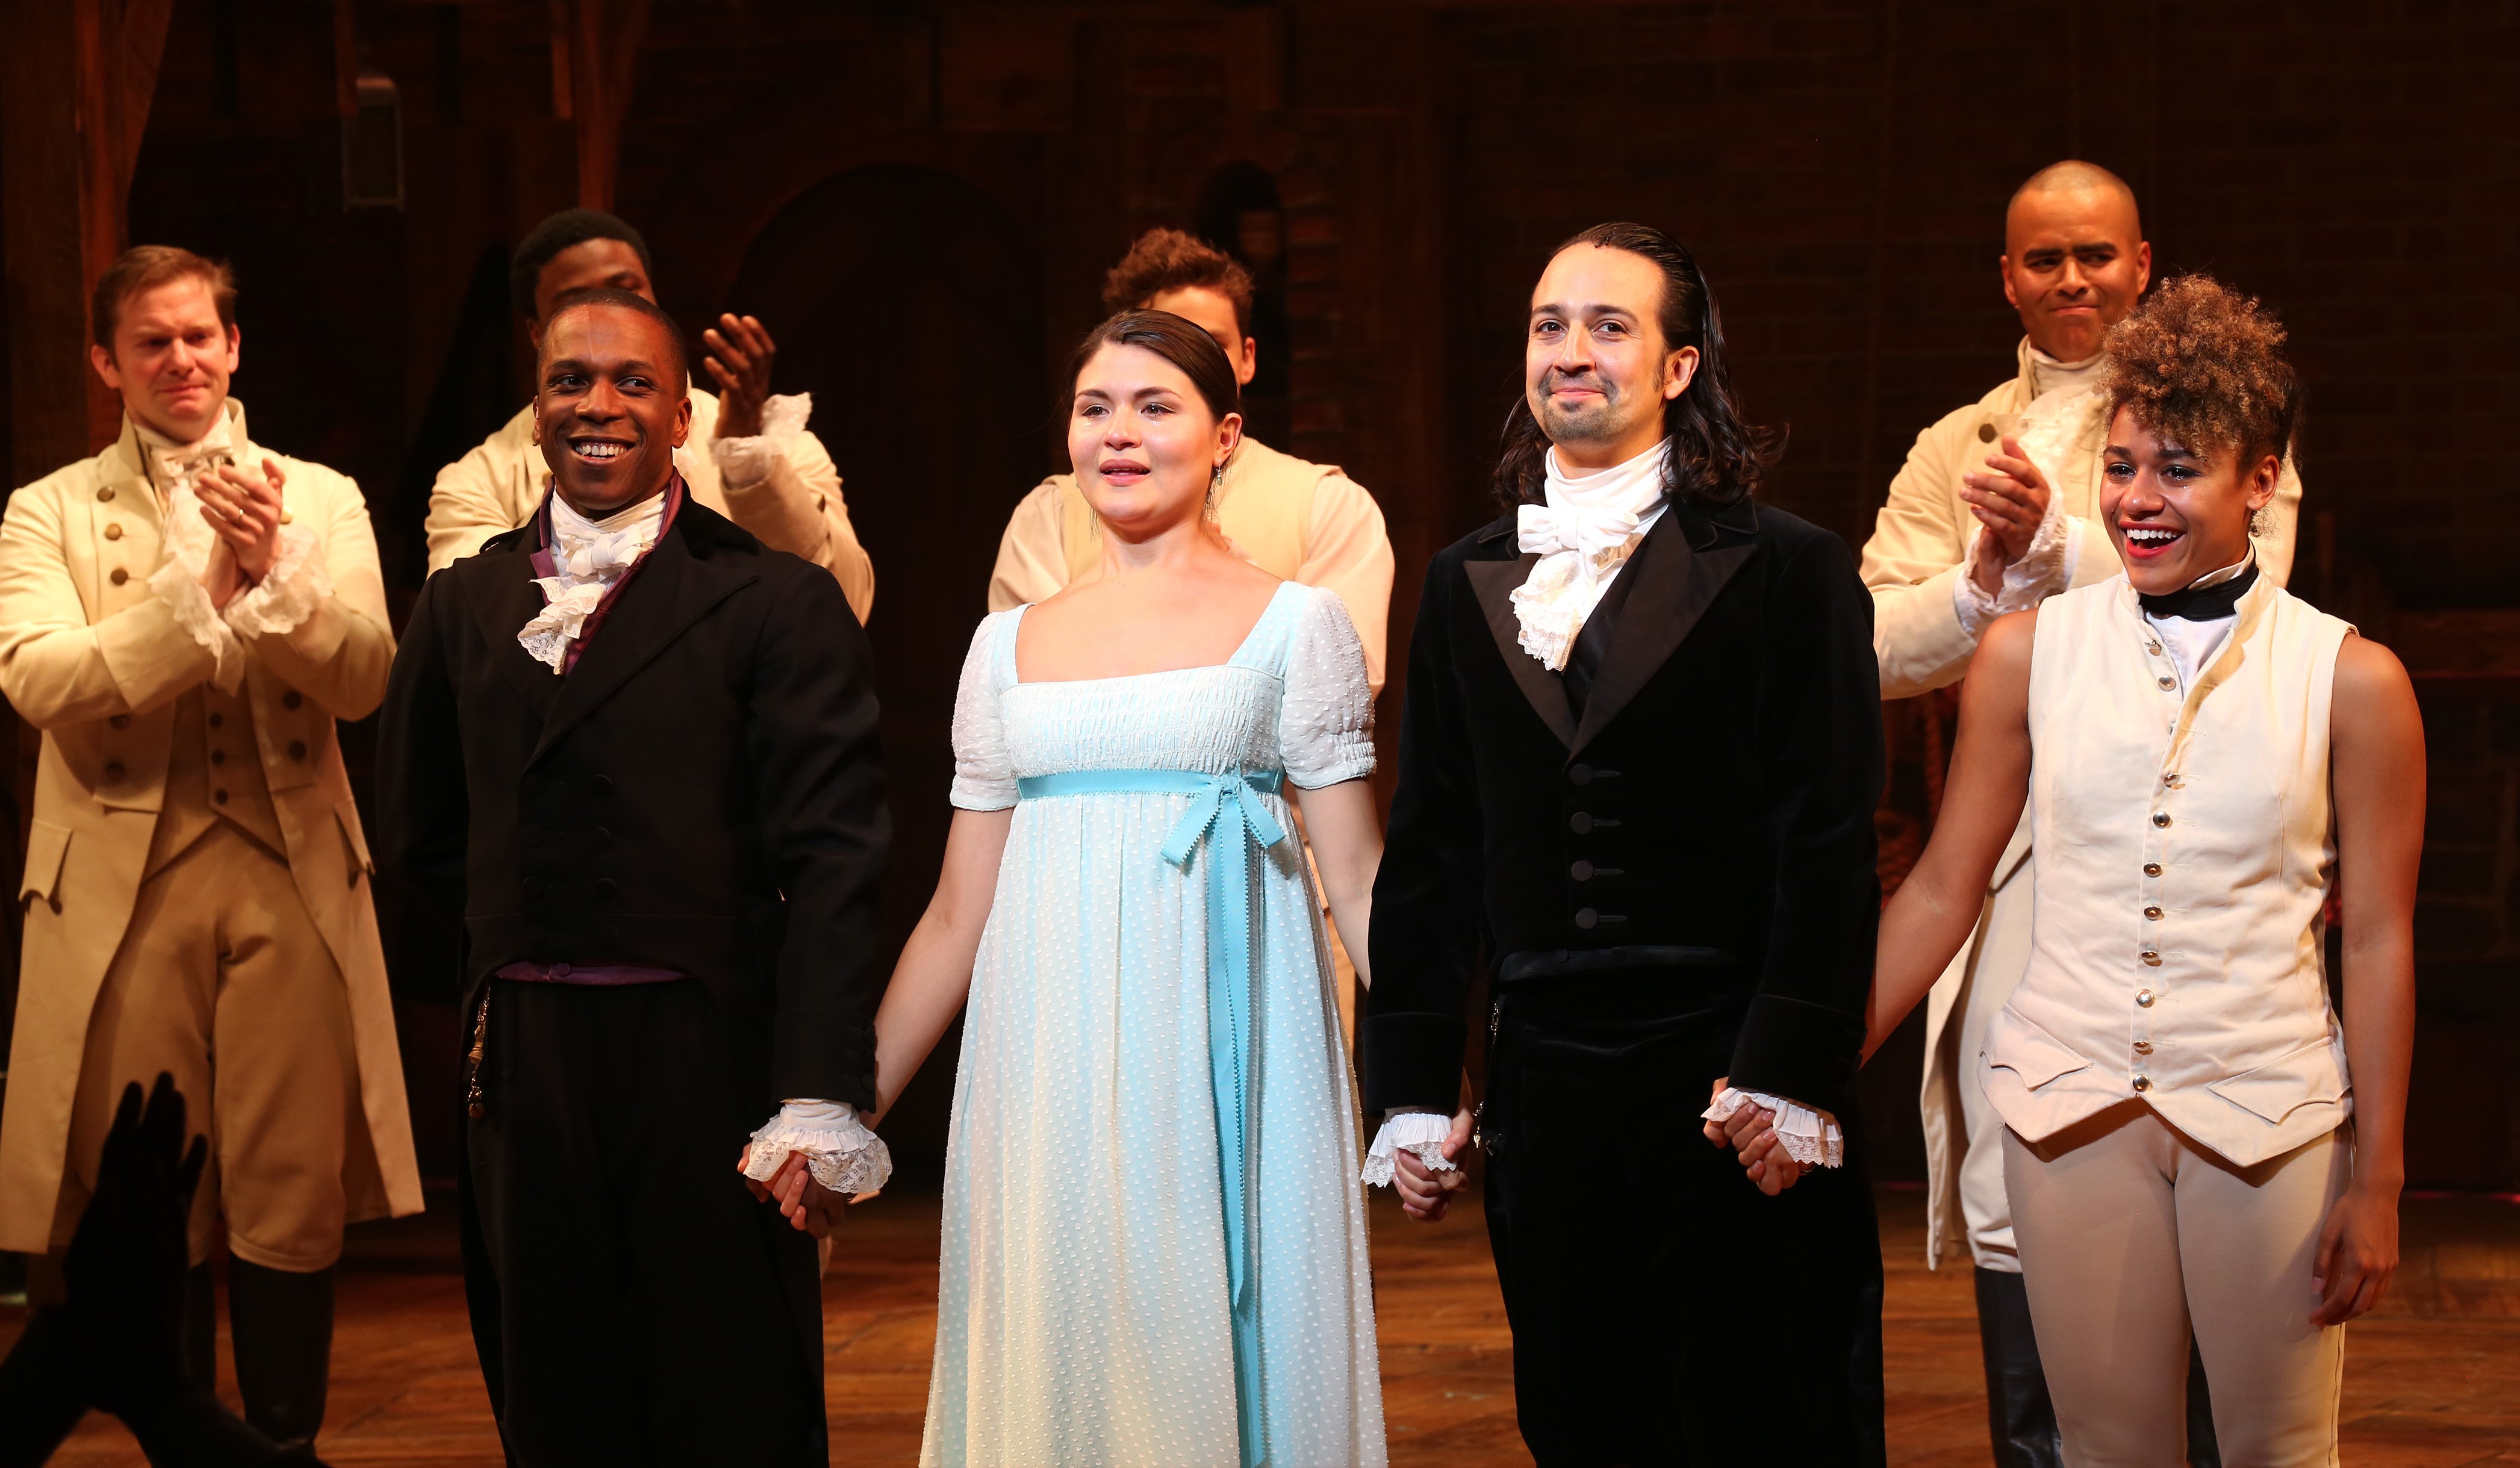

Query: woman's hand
left=1393, top=1106, right=1473, bottom=1222
left=2310, top=1181, right=2399, bottom=1326
left=1703, top=1075, right=1804, bottom=1196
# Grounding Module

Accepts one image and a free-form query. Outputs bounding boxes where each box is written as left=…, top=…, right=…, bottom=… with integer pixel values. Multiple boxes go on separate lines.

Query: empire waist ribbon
left=1015, top=766, right=1287, bottom=1467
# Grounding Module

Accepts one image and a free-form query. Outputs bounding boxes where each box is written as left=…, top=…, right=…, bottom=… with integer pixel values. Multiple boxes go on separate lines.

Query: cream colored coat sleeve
left=1298, top=472, right=1395, bottom=697
left=1862, top=406, right=1999, bottom=700
left=423, top=419, right=534, bottom=575
left=0, top=484, right=217, bottom=726
left=987, top=480, right=1074, bottom=614
left=715, top=425, right=876, bottom=623
left=239, top=465, right=395, bottom=721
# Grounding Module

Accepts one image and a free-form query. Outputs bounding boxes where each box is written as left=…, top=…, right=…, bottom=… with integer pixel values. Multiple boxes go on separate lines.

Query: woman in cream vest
left=1865, top=276, right=2420, bottom=1465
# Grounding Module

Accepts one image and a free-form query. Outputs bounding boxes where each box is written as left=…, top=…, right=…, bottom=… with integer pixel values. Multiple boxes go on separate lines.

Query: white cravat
left=2028, top=344, right=2106, bottom=400
left=518, top=488, right=667, bottom=672
left=1509, top=439, right=1671, bottom=671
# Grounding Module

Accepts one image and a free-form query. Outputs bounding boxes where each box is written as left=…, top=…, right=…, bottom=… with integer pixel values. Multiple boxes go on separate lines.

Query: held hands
left=1959, top=434, right=2052, bottom=596
left=1703, top=1075, right=1804, bottom=1196
left=738, top=1142, right=871, bottom=1240
left=2309, top=1181, right=2400, bottom=1326
left=194, top=457, right=288, bottom=609
left=1392, top=1107, right=1475, bottom=1223
left=703, top=314, right=779, bottom=440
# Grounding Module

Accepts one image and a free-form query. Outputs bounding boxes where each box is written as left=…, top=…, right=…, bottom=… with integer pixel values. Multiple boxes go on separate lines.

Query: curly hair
left=2102, top=274, right=2300, bottom=466
left=1101, top=229, right=1254, bottom=335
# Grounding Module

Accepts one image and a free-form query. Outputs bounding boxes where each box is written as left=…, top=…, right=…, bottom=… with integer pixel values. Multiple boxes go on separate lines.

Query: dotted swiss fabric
left=926, top=582, right=1386, bottom=1467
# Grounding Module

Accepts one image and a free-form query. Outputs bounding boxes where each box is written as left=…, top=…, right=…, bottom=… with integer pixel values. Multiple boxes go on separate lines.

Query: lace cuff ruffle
left=222, top=523, right=332, bottom=639
left=1702, top=1087, right=1844, bottom=1168
left=1361, top=1109, right=1460, bottom=1187
left=709, top=392, right=813, bottom=490
left=1952, top=484, right=2076, bottom=641
left=741, top=1099, right=893, bottom=1196
left=148, top=558, right=244, bottom=694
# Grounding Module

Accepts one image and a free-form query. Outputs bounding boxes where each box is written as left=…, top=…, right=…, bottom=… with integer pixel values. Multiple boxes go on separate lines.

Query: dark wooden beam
left=552, top=0, right=647, bottom=211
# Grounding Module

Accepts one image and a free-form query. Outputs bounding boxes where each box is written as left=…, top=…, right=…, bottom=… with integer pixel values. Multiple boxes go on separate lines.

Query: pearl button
left=2133, top=1040, right=2153, bottom=1054
left=2136, top=989, right=2156, bottom=1007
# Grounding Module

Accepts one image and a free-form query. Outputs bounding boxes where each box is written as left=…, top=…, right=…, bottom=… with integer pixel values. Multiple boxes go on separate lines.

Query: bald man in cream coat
left=1862, top=163, right=2298, bottom=1468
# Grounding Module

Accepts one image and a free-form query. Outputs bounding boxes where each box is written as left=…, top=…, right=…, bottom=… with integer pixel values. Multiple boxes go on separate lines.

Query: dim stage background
left=2, top=0, right=2516, bottom=1200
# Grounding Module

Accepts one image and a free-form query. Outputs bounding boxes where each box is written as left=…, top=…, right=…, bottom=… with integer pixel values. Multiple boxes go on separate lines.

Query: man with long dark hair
left=1361, top=223, right=1887, bottom=1464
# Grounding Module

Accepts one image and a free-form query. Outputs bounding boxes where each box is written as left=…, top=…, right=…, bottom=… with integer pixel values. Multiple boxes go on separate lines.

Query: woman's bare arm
left=1293, top=777, right=1380, bottom=990
left=2311, top=633, right=2423, bottom=1325
left=868, top=807, right=1013, bottom=1124
left=1864, top=610, right=2038, bottom=1062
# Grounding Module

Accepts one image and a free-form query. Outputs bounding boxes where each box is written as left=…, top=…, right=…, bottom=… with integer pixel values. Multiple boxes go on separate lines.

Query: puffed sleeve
left=1278, top=586, right=1374, bottom=790
left=949, top=609, right=1021, bottom=810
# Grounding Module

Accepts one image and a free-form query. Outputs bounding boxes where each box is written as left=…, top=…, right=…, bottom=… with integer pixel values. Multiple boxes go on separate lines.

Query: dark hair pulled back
left=1065, top=309, right=1243, bottom=426
left=1493, top=223, right=1780, bottom=509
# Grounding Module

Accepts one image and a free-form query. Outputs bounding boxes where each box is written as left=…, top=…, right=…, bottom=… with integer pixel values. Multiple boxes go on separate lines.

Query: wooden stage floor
left=7, top=1181, right=2516, bottom=1465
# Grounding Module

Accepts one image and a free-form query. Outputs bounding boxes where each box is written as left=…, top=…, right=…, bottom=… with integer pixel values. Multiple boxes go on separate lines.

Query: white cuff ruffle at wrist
left=149, top=557, right=244, bottom=694
left=1361, top=1109, right=1460, bottom=1187
left=741, top=1098, right=892, bottom=1196
left=222, top=523, right=332, bottom=639
left=1702, top=1087, right=1845, bottom=1169
left=1952, top=485, right=2076, bottom=642
left=709, top=392, right=813, bottom=490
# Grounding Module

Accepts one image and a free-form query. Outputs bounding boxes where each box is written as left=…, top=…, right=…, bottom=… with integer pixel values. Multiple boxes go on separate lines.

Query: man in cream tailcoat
left=0, top=247, right=421, bottom=1453
left=989, top=228, right=1393, bottom=693
left=1860, top=161, right=2300, bottom=1467
left=424, top=209, right=876, bottom=623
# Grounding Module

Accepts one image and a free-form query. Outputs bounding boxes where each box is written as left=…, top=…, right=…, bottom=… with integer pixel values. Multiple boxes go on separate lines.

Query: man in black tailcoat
left=378, top=290, right=888, bottom=1466
left=1362, top=224, right=1887, bottom=1466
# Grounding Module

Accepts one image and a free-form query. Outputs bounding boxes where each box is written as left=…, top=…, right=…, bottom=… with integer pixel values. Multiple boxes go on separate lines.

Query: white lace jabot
left=517, top=488, right=667, bottom=672
left=1508, top=439, right=1670, bottom=671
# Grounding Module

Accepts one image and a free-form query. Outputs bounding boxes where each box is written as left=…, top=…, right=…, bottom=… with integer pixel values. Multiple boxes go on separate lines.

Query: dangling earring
left=2248, top=505, right=2268, bottom=539
left=1207, top=462, right=1225, bottom=520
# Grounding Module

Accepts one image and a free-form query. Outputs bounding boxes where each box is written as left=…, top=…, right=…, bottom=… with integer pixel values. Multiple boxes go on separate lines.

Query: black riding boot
left=225, top=1259, right=334, bottom=1453
left=1974, top=1266, right=2064, bottom=1468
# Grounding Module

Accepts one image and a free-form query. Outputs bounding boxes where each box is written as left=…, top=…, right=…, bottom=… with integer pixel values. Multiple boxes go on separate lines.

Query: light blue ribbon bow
left=1016, top=765, right=1287, bottom=1466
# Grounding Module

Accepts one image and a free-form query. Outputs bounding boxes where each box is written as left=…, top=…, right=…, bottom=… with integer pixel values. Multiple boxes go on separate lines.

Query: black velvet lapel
left=529, top=516, right=759, bottom=767
left=461, top=536, right=565, bottom=727
left=1465, top=552, right=1577, bottom=747
left=1567, top=500, right=1759, bottom=755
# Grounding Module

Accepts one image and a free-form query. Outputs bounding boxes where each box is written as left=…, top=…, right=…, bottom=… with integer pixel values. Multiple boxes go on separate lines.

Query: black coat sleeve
left=375, top=573, right=472, bottom=965
left=1726, top=529, right=1884, bottom=1116
left=1361, top=559, right=1486, bottom=1115
left=744, top=568, right=891, bottom=1109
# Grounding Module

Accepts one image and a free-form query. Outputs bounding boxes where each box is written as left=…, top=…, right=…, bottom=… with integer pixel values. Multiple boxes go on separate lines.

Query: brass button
left=2147, top=641, right=2162, bottom=655
left=2143, top=862, right=2162, bottom=877
left=210, top=750, right=226, bottom=767
left=1574, top=908, right=1599, bottom=930
left=282, top=691, right=303, bottom=710
left=2133, top=1040, right=2153, bottom=1054
left=1569, top=812, right=1593, bottom=834
left=96, top=487, right=116, bottom=503
left=108, top=568, right=128, bottom=586
left=1570, top=860, right=1593, bottom=882
left=213, top=789, right=228, bottom=805
left=2136, top=989, right=2156, bottom=1007
left=2145, top=906, right=2164, bottom=920
left=108, top=714, right=129, bottom=730
left=2132, top=1075, right=2153, bottom=1093
left=2141, top=950, right=2161, bottom=966
left=104, top=760, right=126, bottom=782
left=288, top=739, right=308, bottom=761
left=2157, top=676, right=2177, bottom=690
left=2151, top=812, right=2171, bottom=828
left=1977, top=423, right=1997, bottom=443
left=104, top=523, right=124, bottom=541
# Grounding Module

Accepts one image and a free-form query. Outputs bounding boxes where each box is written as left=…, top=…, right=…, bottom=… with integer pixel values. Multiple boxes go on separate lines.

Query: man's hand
left=1394, top=1106, right=1475, bottom=1223
left=1704, top=1076, right=1804, bottom=1196
left=738, top=1144, right=851, bottom=1239
left=703, top=313, right=779, bottom=441
left=1959, top=434, right=2052, bottom=594
left=197, top=457, right=287, bottom=601
left=2310, top=1181, right=2399, bottom=1326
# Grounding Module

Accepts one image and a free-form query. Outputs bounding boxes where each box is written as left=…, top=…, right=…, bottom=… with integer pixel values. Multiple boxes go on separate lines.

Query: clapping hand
left=195, top=458, right=287, bottom=608
left=702, top=314, right=779, bottom=440
left=1959, top=434, right=2052, bottom=596
left=1703, top=1076, right=1804, bottom=1196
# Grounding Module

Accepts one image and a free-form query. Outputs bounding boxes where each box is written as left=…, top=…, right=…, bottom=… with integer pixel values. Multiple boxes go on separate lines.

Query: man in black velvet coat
left=1364, top=225, right=1887, bottom=1466
left=378, top=292, right=886, bottom=1466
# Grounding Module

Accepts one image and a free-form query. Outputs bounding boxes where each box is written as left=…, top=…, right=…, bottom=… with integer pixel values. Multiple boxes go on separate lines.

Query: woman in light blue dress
left=862, top=309, right=1388, bottom=1466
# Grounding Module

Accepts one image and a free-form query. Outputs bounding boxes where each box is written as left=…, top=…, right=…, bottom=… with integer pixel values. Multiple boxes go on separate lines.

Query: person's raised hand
left=61, top=1074, right=210, bottom=1411
left=197, top=458, right=288, bottom=593
left=703, top=314, right=778, bottom=440
left=1959, top=435, right=2052, bottom=594
left=1395, top=1106, right=1475, bottom=1223
left=2310, top=1181, right=2399, bottom=1326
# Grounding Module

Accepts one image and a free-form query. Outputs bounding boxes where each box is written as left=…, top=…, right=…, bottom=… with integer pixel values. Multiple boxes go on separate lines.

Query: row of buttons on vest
left=98, top=693, right=313, bottom=786
left=1566, top=764, right=1626, bottom=931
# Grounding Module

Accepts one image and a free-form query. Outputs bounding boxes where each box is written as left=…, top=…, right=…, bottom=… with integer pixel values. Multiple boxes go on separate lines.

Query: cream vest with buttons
left=1980, top=573, right=2355, bottom=1166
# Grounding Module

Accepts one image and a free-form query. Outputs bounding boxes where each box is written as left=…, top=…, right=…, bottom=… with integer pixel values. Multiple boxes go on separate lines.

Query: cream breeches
left=2003, top=1103, right=2348, bottom=1467
left=52, top=823, right=370, bottom=1271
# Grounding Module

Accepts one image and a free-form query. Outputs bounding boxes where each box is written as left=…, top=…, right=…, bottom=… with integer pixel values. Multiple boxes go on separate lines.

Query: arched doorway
left=727, top=165, right=1046, bottom=1164
left=1194, top=161, right=1291, bottom=446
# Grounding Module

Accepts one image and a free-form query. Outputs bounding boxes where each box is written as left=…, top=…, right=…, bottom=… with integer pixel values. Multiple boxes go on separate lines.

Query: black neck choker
left=2138, top=558, right=2259, bottom=621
